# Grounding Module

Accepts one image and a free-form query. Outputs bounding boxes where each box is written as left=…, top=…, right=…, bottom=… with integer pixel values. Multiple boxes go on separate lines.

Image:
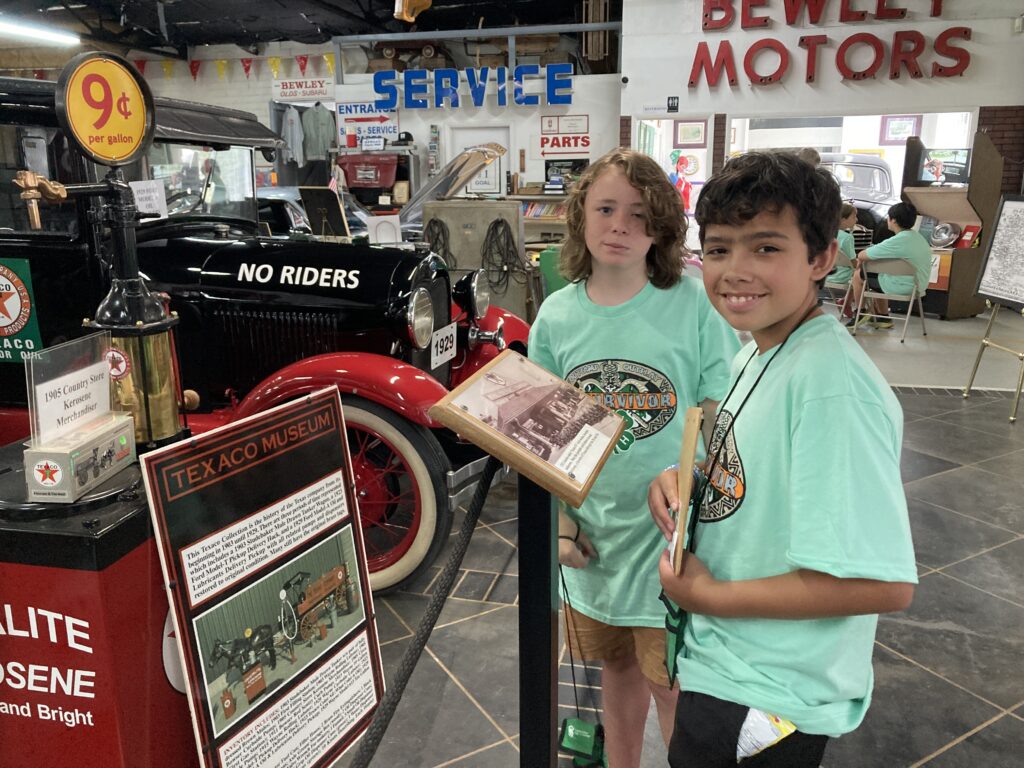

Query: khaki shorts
left=563, top=604, right=671, bottom=688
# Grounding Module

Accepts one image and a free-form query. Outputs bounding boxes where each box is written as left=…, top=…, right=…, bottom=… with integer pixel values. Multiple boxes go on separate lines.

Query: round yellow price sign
left=57, top=52, right=154, bottom=166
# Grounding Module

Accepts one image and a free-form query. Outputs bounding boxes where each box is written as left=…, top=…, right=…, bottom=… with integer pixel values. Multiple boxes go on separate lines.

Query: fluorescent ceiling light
left=0, top=19, right=81, bottom=46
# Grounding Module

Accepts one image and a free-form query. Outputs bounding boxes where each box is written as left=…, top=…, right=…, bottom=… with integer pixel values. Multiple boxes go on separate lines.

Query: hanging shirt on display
left=302, top=103, right=338, bottom=162
left=281, top=105, right=305, bottom=166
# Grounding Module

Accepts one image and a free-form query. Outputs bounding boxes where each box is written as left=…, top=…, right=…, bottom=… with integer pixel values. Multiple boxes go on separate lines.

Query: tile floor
left=337, top=307, right=1024, bottom=768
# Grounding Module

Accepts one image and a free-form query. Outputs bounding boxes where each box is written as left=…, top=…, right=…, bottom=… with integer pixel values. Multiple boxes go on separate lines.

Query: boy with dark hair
left=648, top=152, right=916, bottom=767
left=849, top=200, right=932, bottom=329
left=531, top=148, right=739, bottom=767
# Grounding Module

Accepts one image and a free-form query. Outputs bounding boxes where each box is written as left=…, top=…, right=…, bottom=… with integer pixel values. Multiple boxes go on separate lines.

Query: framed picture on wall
left=880, top=115, right=922, bottom=145
left=674, top=119, right=708, bottom=149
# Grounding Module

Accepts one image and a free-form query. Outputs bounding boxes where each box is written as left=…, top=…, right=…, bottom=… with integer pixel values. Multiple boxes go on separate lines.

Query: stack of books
left=543, top=175, right=566, bottom=195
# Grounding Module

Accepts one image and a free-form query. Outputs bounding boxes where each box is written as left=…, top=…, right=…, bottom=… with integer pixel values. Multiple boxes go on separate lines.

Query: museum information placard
left=142, top=387, right=383, bottom=768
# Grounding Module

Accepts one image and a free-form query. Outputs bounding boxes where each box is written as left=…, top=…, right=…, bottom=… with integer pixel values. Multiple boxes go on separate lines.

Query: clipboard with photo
left=428, top=349, right=625, bottom=507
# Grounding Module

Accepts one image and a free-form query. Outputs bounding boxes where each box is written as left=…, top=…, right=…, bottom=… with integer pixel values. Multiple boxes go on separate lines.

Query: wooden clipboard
left=670, top=407, right=704, bottom=575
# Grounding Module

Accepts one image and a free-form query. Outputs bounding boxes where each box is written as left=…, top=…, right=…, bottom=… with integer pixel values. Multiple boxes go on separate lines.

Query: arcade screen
left=919, top=148, right=971, bottom=186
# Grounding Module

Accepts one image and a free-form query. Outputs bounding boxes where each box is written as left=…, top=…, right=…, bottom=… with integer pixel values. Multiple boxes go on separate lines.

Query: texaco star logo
left=0, top=264, right=32, bottom=337
left=34, top=460, right=62, bottom=487
left=105, top=347, right=131, bottom=380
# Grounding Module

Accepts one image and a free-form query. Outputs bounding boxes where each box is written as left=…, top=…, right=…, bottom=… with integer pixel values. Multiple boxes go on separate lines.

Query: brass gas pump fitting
left=13, top=171, right=68, bottom=230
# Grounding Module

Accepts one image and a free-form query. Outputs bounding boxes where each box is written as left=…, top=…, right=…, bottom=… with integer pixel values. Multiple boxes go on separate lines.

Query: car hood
left=400, top=143, right=506, bottom=228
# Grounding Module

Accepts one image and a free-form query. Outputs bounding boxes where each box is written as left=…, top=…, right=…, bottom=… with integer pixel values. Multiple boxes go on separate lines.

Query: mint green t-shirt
left=677, top=314, right=917, bottom=735
left=529, top=277, right=739, bottom=626
left=830, top=229, right=856, bottom=285
left=864, top=229, right=932, bottom=296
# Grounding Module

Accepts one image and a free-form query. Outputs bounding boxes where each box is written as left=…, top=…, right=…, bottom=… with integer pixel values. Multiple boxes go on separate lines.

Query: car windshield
left=0, top=124, right=81, bottom=237
left=124, top=142, right=257, bottom=221
left=823, top=161, right=892, bottom=197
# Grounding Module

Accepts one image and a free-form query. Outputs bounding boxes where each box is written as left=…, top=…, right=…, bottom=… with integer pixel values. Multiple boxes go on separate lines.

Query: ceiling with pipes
left=0, top=1, right=616, bottom=59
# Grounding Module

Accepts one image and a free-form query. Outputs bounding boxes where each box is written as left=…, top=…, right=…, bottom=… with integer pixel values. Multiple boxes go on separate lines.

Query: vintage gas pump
left=0, top=53, right=195, bottom=768
left=15, top=56, right=183, bottom=448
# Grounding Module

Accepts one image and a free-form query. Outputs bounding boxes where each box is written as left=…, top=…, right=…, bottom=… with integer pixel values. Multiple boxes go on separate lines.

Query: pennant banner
left=215, top=59, right=227, bottom=80
left=162, top=60, right=174, bottom=79
left=241, top=58, right=253, bottom=79
left=296, top=54, right=309, bottom=76
left=323, top=53, right=335, bottom=76
left=268, top=56, right=281, bottom=79
left=133, top=59, right=147, bottom=76
left=189, top=60, right=201, bottom=81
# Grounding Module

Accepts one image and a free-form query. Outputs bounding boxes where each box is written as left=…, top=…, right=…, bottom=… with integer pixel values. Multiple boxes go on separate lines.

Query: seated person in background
left=848, top=202, right=931, bottom=330
left=831, top=203, right=859, bottom=316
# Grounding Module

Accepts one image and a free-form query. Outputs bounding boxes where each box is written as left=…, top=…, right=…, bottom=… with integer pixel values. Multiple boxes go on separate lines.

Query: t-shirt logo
left=565, top=359, right=677, bottom=452
left=699, top=410, right=745, bottom=522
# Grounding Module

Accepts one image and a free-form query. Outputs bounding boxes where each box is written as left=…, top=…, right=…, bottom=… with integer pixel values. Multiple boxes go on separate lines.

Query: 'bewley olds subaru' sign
left=273, top=78, right=332, bottom=102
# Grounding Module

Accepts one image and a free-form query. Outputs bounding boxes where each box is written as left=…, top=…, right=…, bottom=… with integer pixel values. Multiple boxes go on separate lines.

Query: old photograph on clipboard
left=670, top=407, right=704, bottom=575
left=428, top=349, right=625, bottom=507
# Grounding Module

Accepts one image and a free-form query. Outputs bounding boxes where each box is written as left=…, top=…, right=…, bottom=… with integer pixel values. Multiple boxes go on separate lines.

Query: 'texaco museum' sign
left=374, top=63, right=574, bottom=109
left=690, top=0, right=971, bottom=87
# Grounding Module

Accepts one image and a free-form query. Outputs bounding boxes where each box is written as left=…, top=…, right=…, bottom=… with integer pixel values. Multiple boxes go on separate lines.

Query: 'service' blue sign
left=374, top=63, right=573, bottom=110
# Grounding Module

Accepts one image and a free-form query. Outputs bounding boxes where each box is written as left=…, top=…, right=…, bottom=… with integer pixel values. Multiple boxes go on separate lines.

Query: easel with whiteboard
left=963, top=194, right=1024, bottom=421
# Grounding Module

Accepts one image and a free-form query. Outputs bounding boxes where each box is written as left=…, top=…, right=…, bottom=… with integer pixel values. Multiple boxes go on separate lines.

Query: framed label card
left=673, top=119, right=708, bottom=149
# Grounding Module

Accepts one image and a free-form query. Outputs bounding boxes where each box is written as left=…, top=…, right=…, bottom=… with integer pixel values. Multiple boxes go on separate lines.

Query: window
left=0, top=125, right=81, bottom=237
left=123, top=143, right=257, bottom=221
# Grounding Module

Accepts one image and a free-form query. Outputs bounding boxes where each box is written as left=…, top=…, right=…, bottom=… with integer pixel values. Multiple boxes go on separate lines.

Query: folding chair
left=823, top=248, right=854, bottom=309
left=851, top=258, right=928, bottom=343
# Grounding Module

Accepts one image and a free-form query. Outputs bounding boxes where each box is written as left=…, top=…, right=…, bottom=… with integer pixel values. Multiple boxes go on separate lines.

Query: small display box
left=22, top=332, right=137, bottom=502
left=24, top=412, right=136, bottom=502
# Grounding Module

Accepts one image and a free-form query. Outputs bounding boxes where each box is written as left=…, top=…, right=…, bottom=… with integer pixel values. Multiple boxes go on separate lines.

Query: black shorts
left=865, top=274, right=884, bottom=292
left=668, top=691, right=829, bottom=768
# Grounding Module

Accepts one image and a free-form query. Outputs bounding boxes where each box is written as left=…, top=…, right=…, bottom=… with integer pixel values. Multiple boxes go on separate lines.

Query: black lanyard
left=687, top=305, right=821, bottom=554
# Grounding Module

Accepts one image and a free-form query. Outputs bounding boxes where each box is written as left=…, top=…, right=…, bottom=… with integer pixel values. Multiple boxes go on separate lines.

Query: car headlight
left=453, top=270, right=490, bottom=320
left=406, top=287, right=435, bottom=349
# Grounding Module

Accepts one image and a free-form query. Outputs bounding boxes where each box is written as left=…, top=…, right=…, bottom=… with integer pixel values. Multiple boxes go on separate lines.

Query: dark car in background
left=257, top=185, right=373, bottom=238
left=0, top=77, right=527, bottom=592
left=256, top=145, right=506, bottom=254
left=820, top=152, right=900, bottom=249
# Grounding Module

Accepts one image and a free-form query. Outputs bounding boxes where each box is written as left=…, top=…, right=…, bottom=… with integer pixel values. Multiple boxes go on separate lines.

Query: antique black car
left=820, top=152, right=901, bottom=249
left=0, top=76, right=528, bottom=591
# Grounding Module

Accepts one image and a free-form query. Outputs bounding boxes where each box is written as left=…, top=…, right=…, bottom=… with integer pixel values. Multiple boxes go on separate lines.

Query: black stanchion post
left=518, top=474, right=558, bottom=767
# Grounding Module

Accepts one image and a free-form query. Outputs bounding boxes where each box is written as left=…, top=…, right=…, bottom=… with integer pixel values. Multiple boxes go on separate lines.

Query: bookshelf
left=510, top=194, right=567, bottom=241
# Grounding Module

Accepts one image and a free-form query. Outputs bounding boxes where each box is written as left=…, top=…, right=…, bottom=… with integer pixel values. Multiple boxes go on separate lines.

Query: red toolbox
left=337, top=153, right=398, bottom=188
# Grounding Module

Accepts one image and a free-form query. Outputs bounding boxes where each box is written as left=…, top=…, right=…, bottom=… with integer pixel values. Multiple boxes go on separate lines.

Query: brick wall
left=711, top=113, right=727, bottom=176
left=977, top=106, right=1024, bottom=196
left=619, top=116, right=631, bottom=149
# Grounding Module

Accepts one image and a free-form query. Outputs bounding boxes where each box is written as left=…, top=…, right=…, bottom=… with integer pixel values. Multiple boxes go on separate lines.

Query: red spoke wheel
left=299, top=611, right=318, bottom=642
left=343, top=398, right=452, bottom=593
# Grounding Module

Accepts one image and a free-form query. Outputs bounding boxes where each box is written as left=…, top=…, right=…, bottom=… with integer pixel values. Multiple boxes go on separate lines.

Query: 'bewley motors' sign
left=691, top=0, right=971, bottom=88
left=373, top=63, right=574, bottom=110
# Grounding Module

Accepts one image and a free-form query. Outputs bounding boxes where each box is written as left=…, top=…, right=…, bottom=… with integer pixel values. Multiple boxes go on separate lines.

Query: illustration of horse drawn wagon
left=279, top=566, right=354, bottom=642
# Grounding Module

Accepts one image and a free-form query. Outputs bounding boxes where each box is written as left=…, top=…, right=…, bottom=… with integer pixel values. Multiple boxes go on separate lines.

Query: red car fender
left=450, top=306, right=531, bottom=387
left=0, top=407, right=30, bottom=444
left=233, top=352, right=449, bottom=428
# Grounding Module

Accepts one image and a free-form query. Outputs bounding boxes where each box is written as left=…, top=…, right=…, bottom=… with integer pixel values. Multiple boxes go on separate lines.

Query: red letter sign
left=689, top=41, right=739, bottom=87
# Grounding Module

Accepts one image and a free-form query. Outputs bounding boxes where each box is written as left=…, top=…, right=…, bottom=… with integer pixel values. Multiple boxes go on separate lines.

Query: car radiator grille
left=212, top=309, right=382, bottom=394
left=852, top=227, right=874, bottom=252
